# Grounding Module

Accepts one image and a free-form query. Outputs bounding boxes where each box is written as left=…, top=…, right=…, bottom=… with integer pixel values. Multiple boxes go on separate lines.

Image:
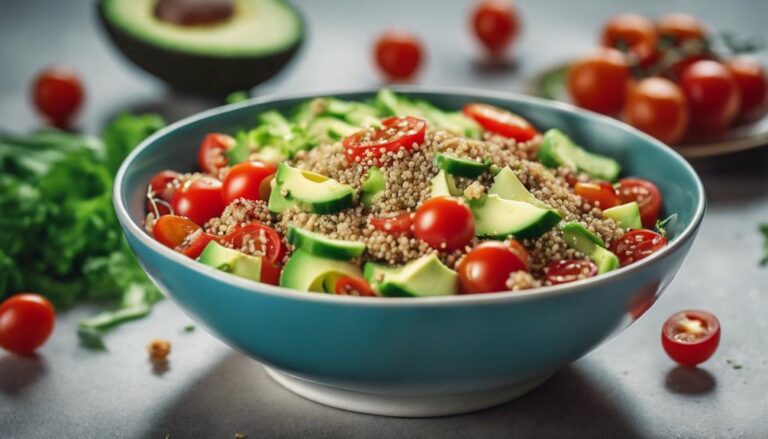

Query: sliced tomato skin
left=545, top=259, right=598, bottom=285
left=370, top=212, right=414, bottom=235
left=260, top=260, right=282, bottom=286
left=343, top=116, right=426, bottom=164
left=574, top=181, right=620, bottom=209
left=221, top=222, right=285, bottom=265
left=617, top=178, right=662, bottom=228
left=611, top=229, right=667, bottom=266
left=463, top=103, right=537, bottom=141
left=198, top=133, right=235, bottom=175
left=662, top=310, right=720, bottom=367
left=333, top=276, right=376, bottom=297
left=153, top=215, right=201, bottom=249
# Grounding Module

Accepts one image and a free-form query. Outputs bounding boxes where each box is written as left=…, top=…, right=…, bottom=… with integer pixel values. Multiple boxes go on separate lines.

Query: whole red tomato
left=600, top=13, right=658, bottom=65
left=624, top=77, right=689, bottom=144
left=568, top=48, right=631, bottom=115
left=221, top=161, right=276, bottom=205
left=680, top=60, right=740, bottom=133
left=458, top=241, right=529, bottom=294
left=171, top=177, right=225, bottom=226
left=413, top=197, right=474, bottom=252
left=726, top=57, right=768, bottom=122
left=374, top=29, right=424, bottom=81
left=471, top=0, right=520, bottom=56
left=0, top=294, right=56, bottom=355
left=32, top=65, right=84, bottom=128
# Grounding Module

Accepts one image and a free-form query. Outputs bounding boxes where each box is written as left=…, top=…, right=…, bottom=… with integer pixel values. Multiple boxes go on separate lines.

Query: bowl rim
left=114, top=85, right=706, bottom=308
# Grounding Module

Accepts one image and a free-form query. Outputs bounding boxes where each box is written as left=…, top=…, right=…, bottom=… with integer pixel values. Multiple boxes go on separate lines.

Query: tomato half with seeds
left=611, top=229, right=667, bottom=266
left=0, top=294, right=56, bottom=355
left=370, top=212, right=413, bottom=235
left=574, top=181, right=619, bottom=209
left=153, top=215, right=201, bottom=249
left=343, top=116, right=427, bottom=163
left=617, top=178, right=662, bottom=228
left=545, top=259, right=598, bottom=285
left=458, top=240, right=529, bottom=294
left=662, top=310, right=720, bottom=367
left=463, top=103, right=537, bottom=141
left=198, top=133, right=236, bottom=175
left=222, top=222, right=285, bottom=265
left=171, top=177, right=225, bottom=226
left=334, top=276, right=376, bottom=297
left=413, top=197, right=475, bottom=252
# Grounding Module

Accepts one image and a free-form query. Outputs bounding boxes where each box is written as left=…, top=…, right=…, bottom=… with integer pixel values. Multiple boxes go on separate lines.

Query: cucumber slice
left=361, top=166, right=385, bottom=207
left=472, top=194, right=561, bottom=239
left=488, top=166, right=551, bottom=209
left=434, top=152, right=491, bottom=178
left=287, top=226, right=365, bottom=260
left=559, top=222, right=619, bottom=273
left=603, top=202, right=642, bottom=230
left=539, top=129, right=621, bottom=181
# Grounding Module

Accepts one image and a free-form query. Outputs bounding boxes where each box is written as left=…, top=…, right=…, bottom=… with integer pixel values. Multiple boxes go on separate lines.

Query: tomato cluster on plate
left=567, top=13, right=768, bottom=144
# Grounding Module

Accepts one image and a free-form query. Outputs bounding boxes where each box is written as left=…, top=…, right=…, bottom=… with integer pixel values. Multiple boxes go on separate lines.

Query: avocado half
left=97, top=0, right=304, bottom=95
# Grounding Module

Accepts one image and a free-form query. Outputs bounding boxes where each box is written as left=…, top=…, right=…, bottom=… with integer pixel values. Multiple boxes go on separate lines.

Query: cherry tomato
left=680, top=60, right=741, bottom=133
left=146, top=170, right=181, bottom=216
left=221, top=161, right=277, bottom=205
left=458, top=240, right=529, bottom=294
left=333, top=276, right=376, bottom=297
left=370, top=212, right=414, bottom=235
left=545, top=259, right=598, bottom=285
left=617, top=178, right=662, bottom=228
left=471, top=0, right=520, bottom=56
left=413, top=197, right=475, bottom=252
left=506, top=239, right=531, bottom=272
left=666, top=54, right=712, bottom=82
left=611, top=229, right=667, bottom=266
left=153, top=215, right=201, bottom=249
left=624, top=77, right=689, bottom=144
left=198, top=133, right=236, bottom=175
left=374, top=29, right=423, bottom=81
left=662, top=310, right=720, bottom=367
left=222, top=222, right=286, bottom=265
left=178, top=231, right=219, bottom=259
left=343, top=116, right=427, bottom=163
left=260, top=260, right=282, bottom=286
left=463, top=103, right=537, bottom=141
left=32, top=65, right=84, bottom=128
left=726, top=57, right=768, bottom=122
left=656, top=13, right=706, bottom=45
left=574, top=181, right=619, bottom=209
left=568, top=48, right=631, bottom=115
left=171, top=177, right=225, bottom=226
left=0, top=294, right=55, bottom=355
left=600, top=13, right=658, bottom=65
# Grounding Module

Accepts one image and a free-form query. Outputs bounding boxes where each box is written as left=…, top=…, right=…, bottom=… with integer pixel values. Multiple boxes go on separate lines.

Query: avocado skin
left=96, top=3, right=304, bottom=96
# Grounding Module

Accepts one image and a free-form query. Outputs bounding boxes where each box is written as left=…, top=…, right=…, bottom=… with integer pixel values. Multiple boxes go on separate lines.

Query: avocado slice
left=287, top=226, right=366, bottom=260
left=539, top=129, right=621, bottom=181
left=361, top=166, right=386, bottom=207
left=280, top=249, right=363, bottom=292
left=269, top=163, right=353, bottom=214
left=430, top=169, right=461, bottom=198
left=472, top=194, right=561, bottom=239
left=603, top=202, right=642, bottom=230
left=364, top=254, right=458, bottom=297
left=488, top=166, right=551, bottom=209
left=98, top=0, right=304, bottom=95
left=559, top=222, right=620, bottom=273
left=198, top=241, right=262, bottom=282
left=434, top=152, right=491, bottom=178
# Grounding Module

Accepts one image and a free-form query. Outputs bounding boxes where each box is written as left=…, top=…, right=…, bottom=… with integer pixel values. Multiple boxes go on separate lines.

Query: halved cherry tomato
left=617, top=178, right=662, bottom=228
left=506, top=239, right=531, bottom=272
left=343, top=116, right=427, bottom=163
left=146, top=170, right=181, bottom=216
left=171, top=177, right=225, bottom=226
left=471, top=0, right=520, bottom=56
left=656, top=13, right=707, bottom=45
left=458, top=240, right=529, bottom=294
left=574, top=181, right=619, bottom=209
left=662, top=310, right=720, bottom=367
left=726, top=57, right=768, bottom=122
left=179, top=231, right=219, bottom=259
left=260, top=260, right=282, bottom=286
left=333, top=276, right=376, bottom=297
left=370, top=212, right=414, bottom=235
left=463, top=103, right=537, bottom=141
left=153, top=215, right=201, bottom=249
left=198, top=133, right=236, bottom=175
left=222, top=222, right=285, bottom=265
left=221, top=160, right=277, bottom=205
left=545, top=259, right=598, bottom=285
left=32, top=65, right=84, bottom=128
left=611, top=229, right=667, bottom=266
left=568, top=48, right=631, bottom=115
left=600, top=13, right=658, bottom=65
left=374, top=29, right=423, bottom=81
left=680, top=60, right=740, bottom=133
left=413, top=197, right=475, bottom=252
left=0, top=293, right=56, bottom=355
left=624, top=77, right=689, bottom=144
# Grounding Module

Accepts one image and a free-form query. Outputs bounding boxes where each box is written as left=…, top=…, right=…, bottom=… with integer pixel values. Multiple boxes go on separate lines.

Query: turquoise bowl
left=114, top=88, right=705, bottom=417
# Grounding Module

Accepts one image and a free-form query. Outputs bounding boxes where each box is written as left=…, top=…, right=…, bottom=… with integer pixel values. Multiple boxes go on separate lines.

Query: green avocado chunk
left=603, top=202, right=642, bottom=230
left=434, top=152, right=491, bottom=178
left=472, top=194, right=562, bottom=239
left=287, top=226, right=366, bottom=260
left=280, top=249, right=363, bottom=292
left=364, top=254, right=458, bottom=297
left=559, top=222, right=620, bottom=273
left=269, top=163, right=353, bottom=214
left=488, top=166, right=551, bottom=209
left=307, top=116, right=359, bottom=143
left=361, top=166, right=386, bottom=207
left=430, top=169, right=461, bottom=198
left=198, top=241, right=262, bottom=282
left=539, top=129, right=621, bottom=181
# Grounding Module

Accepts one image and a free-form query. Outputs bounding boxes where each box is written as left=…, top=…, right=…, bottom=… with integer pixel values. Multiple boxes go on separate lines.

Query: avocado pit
left=154, top=0, right=234, bottom=26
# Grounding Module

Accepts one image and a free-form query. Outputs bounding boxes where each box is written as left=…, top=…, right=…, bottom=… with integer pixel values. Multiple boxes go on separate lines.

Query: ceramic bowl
left=113, top=88, right=705, bottom=417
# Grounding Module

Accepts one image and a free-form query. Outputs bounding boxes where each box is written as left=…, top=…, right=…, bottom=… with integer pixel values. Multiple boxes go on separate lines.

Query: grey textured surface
left=1, top=0, right=767, bottom=438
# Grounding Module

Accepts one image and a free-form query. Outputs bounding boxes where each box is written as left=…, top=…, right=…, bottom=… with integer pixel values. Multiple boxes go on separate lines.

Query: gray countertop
left=1, top=0, right=767, bottom=437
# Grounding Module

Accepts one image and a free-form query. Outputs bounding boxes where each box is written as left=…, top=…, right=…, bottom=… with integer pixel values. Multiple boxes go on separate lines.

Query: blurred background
left=1, top=0, right=767, bottom=437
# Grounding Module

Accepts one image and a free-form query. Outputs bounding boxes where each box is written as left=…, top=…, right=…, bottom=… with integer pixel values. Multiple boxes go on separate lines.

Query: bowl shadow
left=143, top=353, right=642, bottom=438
